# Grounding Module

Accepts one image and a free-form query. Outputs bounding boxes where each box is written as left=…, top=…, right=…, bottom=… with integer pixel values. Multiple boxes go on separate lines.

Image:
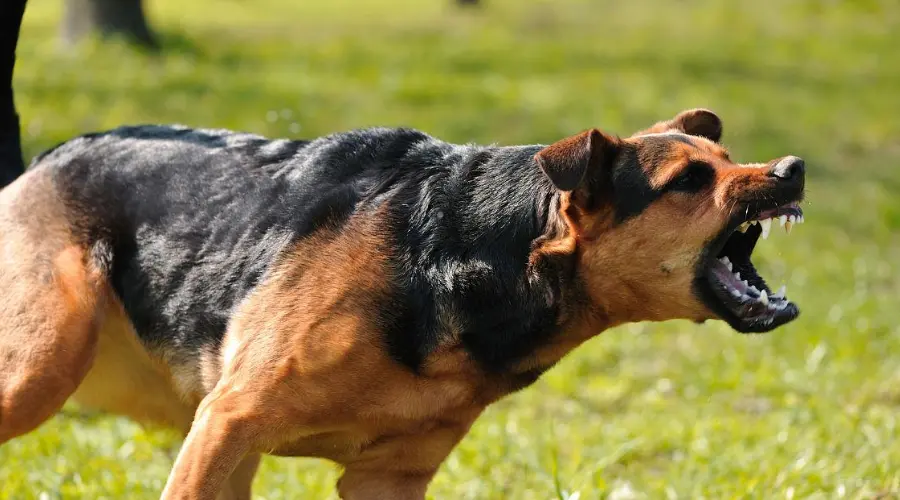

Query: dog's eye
left=669, top=161, right=713, bottom=192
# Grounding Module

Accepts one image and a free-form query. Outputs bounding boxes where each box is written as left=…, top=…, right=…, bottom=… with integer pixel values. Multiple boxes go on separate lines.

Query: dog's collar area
left=702, top=202, right=804, bottom=332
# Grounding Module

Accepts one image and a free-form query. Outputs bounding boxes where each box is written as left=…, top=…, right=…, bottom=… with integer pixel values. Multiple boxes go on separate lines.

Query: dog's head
left=535, top=109, right=805, bottom=333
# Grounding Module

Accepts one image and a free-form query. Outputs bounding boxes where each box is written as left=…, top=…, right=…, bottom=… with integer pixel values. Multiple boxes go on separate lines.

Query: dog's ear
left=535, top=129, right=618, bottom=191
left=635, top=108, right=723, bottom=142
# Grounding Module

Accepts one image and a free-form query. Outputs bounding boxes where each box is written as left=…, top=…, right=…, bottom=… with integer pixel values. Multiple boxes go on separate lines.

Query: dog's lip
left=755, top=202, right=803, bottom=221
left=721, top=192, right=803, bottom=229
left=733, top=202, right=804, bottom=232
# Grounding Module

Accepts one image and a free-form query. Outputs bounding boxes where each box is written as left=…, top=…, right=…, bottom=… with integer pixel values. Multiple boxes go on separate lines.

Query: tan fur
left=0, top=173, right=102, bottom=442
left=71, top=299, right=196, bottom=431
left=162, top=216, right=487, bottom=498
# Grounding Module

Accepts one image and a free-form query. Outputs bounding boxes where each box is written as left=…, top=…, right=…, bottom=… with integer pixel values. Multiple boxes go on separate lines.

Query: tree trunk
left=0, top=0, right=27, bottom=187
left=62, top=0, right=158, bottom=49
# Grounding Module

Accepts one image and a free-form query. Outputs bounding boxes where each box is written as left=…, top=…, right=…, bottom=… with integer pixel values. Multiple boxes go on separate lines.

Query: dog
left=0, top=109, right=805, bottom=499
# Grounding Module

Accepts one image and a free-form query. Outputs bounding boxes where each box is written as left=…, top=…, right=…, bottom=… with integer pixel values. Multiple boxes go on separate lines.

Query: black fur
left=36, top=126, right=564, bottom=373
left=35, top=125, right=655, bottom=375
left=609, top=145, right=661, bottom=223
left=606, top=134, right=710, bottom=223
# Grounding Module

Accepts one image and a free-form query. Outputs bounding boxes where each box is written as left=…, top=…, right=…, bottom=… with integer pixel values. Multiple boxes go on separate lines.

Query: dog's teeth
left=774, top=285, right=786, bottom=298
left=798, top=215, right=805, bottom=224
left=734, top=272, right=741, bottom=280
left=759, top=289, right=768, bottom=305
left=779, top=215, right=787, bottom=227
left=760, top=218, right=772, bottom=239
left=785, top=221, right=793, bottom=234
left=737, top=221, right=751, bottom=233
left=750, top=220, right=758, bottom=226
left=719, top=256, right=733, bottom=271
left=732, top=289, right=741, bottom=298
left=789, top=215, right=796, bottom=224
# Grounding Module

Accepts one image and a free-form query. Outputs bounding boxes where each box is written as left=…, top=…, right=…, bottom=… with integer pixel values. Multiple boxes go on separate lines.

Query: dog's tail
left=0, top=0, right=28, bottom=188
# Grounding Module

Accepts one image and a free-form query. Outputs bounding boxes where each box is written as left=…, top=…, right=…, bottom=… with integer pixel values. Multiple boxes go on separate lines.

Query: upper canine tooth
left=779, top=215, right=788, bottom=227
left=760, top=218, right=772, bottom=239
left=759, top=289, right=769, bottom=305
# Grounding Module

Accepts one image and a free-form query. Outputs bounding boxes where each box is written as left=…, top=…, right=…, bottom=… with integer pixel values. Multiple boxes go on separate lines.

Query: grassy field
left=2, top=0, right=900, bottom=498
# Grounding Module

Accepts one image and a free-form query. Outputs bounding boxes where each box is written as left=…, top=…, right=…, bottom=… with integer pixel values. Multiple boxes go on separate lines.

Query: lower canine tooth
left=759, top=289, right=769, bottom=305
left=774, top=285, right=786, bottom=298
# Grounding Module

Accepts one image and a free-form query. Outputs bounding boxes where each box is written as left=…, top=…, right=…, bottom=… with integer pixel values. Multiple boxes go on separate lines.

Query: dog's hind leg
left=0, top=176, right=104, bottom=443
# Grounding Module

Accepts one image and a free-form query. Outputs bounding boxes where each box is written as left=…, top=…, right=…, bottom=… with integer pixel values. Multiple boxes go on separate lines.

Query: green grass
left=3, top=0, right=900, bottom=498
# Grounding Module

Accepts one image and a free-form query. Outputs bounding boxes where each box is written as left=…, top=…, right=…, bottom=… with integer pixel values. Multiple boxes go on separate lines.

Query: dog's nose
left=769, top=156, right=805, bottom=181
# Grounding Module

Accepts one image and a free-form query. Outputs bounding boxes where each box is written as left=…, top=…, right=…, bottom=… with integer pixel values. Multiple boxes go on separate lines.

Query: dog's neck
left=512, top=192, right=677, bottom=377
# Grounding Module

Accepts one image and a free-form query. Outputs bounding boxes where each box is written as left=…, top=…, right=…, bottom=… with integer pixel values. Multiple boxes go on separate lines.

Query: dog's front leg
left=161, top=384, right=263, bottom=500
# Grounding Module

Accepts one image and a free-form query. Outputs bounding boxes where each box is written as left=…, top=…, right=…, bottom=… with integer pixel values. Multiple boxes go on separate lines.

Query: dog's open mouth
left=700, top=202, right=804, bottom=333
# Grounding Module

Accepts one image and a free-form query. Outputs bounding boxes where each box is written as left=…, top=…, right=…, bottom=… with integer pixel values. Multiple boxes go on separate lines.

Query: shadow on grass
left=156, top=29, right=207, bottom=60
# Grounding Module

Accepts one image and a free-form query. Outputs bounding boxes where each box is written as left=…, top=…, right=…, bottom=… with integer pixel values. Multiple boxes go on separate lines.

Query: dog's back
left=21, top=124, right=557, bottom=373
left=27, top=125, right=423, bottom=353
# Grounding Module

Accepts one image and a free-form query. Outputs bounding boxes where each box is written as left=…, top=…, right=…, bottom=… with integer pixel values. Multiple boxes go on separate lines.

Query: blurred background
left=2, top=0, right=900, bottom=498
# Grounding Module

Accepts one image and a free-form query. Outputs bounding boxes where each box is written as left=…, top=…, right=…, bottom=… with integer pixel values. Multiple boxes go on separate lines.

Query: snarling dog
left=0, top=109, right=805, bottom=499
